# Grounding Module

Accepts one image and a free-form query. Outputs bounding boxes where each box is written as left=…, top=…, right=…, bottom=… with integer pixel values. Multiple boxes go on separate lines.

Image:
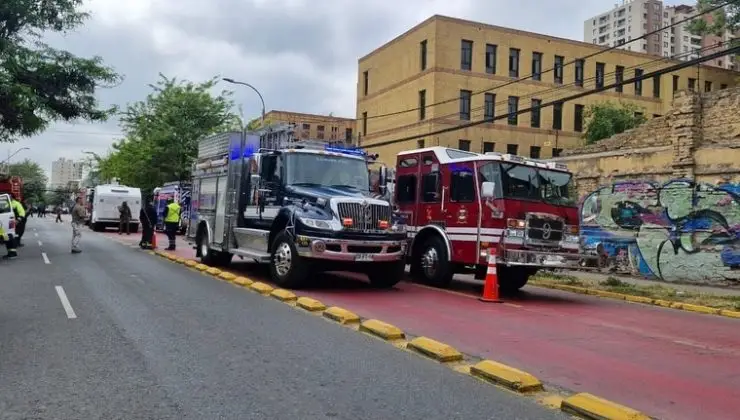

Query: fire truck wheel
left=269, top=230, right=310, bottom=289
left=366, top=261, right=405, bottom=288
left=498, top=266, right=533, bottom=293
left=414, top=236, right=453, bottom=287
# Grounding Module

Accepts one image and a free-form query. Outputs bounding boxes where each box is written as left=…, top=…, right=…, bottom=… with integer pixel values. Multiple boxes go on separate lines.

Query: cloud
left=5, top=0, right=624, bottom=181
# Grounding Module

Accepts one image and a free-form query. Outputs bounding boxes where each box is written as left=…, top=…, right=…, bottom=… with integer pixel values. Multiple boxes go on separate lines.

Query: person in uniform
left=163, top=198, right=181, bottom=251
left=9, top=193, right=26, bottom=247
left=139, top=198, right=158, bottom=249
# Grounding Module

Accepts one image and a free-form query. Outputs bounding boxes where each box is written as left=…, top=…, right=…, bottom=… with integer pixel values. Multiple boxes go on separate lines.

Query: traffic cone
left=479, top=247, right=502, bottom=303
left=151, top=232, right=158, bottom=249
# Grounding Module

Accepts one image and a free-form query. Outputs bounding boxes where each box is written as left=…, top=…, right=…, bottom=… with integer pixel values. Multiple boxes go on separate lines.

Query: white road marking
left=38, top=241, right=43, bottom=246
left=34, top=233, right=38, bottom=237
left=42, top=252, right=50, bottom=264
left=55, top=286, right=77, bottom=319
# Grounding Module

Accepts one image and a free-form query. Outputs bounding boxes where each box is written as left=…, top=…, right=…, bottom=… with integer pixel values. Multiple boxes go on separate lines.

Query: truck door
left=418, top=152, right=444, bottom=227
left=243, top=152, right=281, bottom=229
left=444, top=161, right=479, bottom=262
left=395, top=154, right=420, bottom=230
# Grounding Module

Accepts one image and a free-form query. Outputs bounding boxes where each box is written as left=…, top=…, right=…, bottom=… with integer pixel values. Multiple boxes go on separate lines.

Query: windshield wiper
left=291, top=182, right=321, bottom=187
left=329, top=184, right=359, bottom=189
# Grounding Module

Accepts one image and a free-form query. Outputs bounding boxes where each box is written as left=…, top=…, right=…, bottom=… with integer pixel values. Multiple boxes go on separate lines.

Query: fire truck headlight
left=390, top=222, right=406, bottom=233
left=298, top=217, right=341, bottom=231
left=564, top=234, right=579, bottom=243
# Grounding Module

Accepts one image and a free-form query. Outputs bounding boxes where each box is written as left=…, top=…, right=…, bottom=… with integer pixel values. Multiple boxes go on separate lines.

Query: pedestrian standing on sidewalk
left=163, top=198, right=181, bottom=251
left=139, top=198, right=157, bottom=249
left=71, top=197, right=86, bottom=253
left=118, top=201, right=132, bottom=235
left=55, top=205, right=63, bottom=223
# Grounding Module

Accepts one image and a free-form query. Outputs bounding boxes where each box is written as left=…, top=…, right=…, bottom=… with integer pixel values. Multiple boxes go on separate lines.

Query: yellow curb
left=470, top=360, right=543, bottom=393
left=175, top=257, right=186, bottom=264
left=249, top=282, right=274, bottom=295
left=720, top=309, right=740, bottom=318
left=206, top=267, right=222, bottom=276
left=194, top=263, right=209, bottom=271
left=561, top=393, right=650, bottom=420
left=407, top=337, right=464, bottom=363
left=184, top=260, right=198, bottom=267
left=166, top=254, right=178, bottom=261
left=218, top=272, right=236, bottom=281
left=359, top=319, right=405, bottom=340
left=296, top=297, right=326, bottom=312
left=323, top=307, right=360, bottom=324
left=233, top=276, right=254, bottom=287
left=270, top=289, right=298, bottom=302
left=534, top=282, right=739, bottom=319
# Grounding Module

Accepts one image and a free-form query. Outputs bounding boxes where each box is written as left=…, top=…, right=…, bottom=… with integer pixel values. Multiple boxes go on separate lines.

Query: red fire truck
left=0, top=174, right=23, bottom=201
left=394, top=146, right=593, bottom=292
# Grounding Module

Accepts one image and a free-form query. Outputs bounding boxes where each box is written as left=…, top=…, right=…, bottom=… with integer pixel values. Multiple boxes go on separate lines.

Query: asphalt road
left=0, top=218, right=566, bottom=420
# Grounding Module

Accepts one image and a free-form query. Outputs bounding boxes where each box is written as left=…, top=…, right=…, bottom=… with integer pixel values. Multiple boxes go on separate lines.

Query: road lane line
left=55, top=286, right=77, bottom=319
left=34, top=232, right=38, bottom=237
left=38, top=240, right=43, bottom=246
left=42, top=252, right=50, bottom=264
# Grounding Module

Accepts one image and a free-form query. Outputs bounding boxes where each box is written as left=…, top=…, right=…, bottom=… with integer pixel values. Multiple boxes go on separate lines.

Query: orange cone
left=479, top=247, right=502, bottom=303
left=151, top=232, right=158, bottom=249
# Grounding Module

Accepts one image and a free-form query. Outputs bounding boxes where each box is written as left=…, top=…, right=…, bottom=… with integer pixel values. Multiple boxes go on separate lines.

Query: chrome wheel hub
left=421, top=247, right=439, bottom=278
left=274, top=242, right=293, bottom=276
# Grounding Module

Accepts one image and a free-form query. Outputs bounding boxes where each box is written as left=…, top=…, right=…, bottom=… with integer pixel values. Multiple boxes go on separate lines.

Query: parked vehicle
left=391, top=146, right=596, bottom=292
left=153, top=182, right=192, bottom=234
left=0, top=174, right=23, bottom=201
left=188, top=124, right=407, bottom=289
left=0, top=193, right=16, bottom=240
left=89, top=184, right=142, bottom=232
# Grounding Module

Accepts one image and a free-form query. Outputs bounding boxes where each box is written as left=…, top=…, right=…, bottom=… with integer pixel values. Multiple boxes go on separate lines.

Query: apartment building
left=584, top=0, right=736, bottom=70
left=356, top=15, right=738, bottom=165
left=263, top=110, right=356, bottom=143
left=50, top=158, right=85, bottom=190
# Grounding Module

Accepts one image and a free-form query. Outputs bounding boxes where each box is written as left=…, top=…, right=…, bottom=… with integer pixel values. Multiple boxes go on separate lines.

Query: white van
left=0, top=193, right=15, bottom=244
left=90, top=184, right=142, bottom=232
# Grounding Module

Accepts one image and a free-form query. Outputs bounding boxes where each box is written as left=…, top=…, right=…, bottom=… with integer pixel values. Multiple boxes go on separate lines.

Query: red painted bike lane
left=99, top=233, right=740, bottom=420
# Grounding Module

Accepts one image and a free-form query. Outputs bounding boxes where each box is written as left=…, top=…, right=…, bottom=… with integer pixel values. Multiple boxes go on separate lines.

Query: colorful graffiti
left=580, top=179, right=740, bottom=285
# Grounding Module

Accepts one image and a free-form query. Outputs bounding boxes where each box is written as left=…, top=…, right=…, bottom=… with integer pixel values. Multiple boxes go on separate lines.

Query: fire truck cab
left=395, top=146, right=590, bottom=292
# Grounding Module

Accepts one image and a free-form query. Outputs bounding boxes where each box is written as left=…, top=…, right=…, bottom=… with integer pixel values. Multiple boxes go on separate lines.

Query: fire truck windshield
left=496, top=162, right=573, bottom=205
left=285, top=152, right=369, bottom=191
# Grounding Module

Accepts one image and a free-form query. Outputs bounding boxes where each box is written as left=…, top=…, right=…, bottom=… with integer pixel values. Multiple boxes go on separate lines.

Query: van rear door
left=0, top=193, right=16, bottom=236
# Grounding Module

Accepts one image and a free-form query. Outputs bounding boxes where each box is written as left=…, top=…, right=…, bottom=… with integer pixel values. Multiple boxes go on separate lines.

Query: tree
left=583, top=102, right=647, bottom=145
left=689, top=0, right=739, bottom=36
left=97, top=74, right=240, bottom=194
left=6, top=159, right=47, bottom=204
left=0, top=0, right=121, bottom=143
left=246, top=117, right=272, bottom=130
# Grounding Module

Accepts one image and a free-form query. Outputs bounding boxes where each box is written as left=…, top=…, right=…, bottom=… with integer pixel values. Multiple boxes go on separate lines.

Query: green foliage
left=688, top=0, right=740, bottom=36
left=583, top=102, right=647, bottom=145
left=45, top=187, right=71, bottom=207
left=246, top=117, right=272, bottom=131
left=6, top=159, right=47, bottom=204
left=97, top=74, right=241, bottom=194
left=0, top=0, right=121, bottom=142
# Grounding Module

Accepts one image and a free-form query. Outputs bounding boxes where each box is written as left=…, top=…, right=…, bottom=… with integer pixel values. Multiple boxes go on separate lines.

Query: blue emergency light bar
left=324, top=145, right=366, bottom=157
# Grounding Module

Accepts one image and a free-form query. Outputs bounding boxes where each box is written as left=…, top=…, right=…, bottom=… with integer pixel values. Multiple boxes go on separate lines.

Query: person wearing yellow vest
left=9, top=193, right=26, bottom=248
left=163, top=198, right=181, bottom=251
left=0, top=220, right=17, bottom=259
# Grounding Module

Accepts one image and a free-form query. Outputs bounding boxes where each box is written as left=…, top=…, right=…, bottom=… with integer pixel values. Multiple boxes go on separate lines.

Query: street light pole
left=222, top=78, right=266, bottom=124
left=1, top=147, right=30, bottom=165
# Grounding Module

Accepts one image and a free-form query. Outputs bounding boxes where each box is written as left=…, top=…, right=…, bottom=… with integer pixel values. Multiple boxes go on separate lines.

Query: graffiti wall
left=580, top=179, right=740, bottom=285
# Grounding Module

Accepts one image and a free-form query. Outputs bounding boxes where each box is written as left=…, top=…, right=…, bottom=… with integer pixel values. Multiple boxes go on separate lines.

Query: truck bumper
left=294, top=234, right=406, bottom=263
left=497, top=242, right=600, bottom=269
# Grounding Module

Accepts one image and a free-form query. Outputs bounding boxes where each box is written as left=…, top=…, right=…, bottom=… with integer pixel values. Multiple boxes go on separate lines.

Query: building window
left=459, top=90, right=472, bottom=120
left=653, top=75, right=661, bottom=98
left=509, top=48, right=520, bottom=77
left=574, top=104, right=584, bottom=132
left=418, top=90, right=426, bottom=120
left=485, top=44, right=497, bottom=74
left=458, top=139, right=471, bottom=151
left=634, top=68, right=643, bottom=95
left=420, top=40, right=427, bottom=71
left=483, top=142, right=495, bottom=153
left=595, top=62, right=605, bottom=89
left=721, top=84, right=728, bottom=90
left=345, top=128, right=353, bottom=142
left=615, top=65, right=624, bottom=92
left=530, top=146, right=541, bottom=159
left=552, top=101, right=563, bottom=130
left=532, top=52, right=542, bottom=81
left=362, top=111, right=367, bottom=134
left=530, top=99, right=541, bottom=128
left=417, top=139, right=425, bottom=148
left=552, top=148, right=563, bottom=157
left=705, top=81, right=712, bottom=92
left=507, top=96, right=519, bottom=125
left=575, top=59, right=584, bottom=87
left=507, top=144, right=518, bottom=155
left=635, top=112, right=643, bottom=119
left=461, top=40, right=473, bottom=71
left=688, top=78, right=696, bottom=91
left=554, top=55, right=564, bottom=84
left=484, top=93, right=495, bottom=121
left=317, top=125, right=324, bottom=132
left=302, top=123, right=310, bottom=130
left=363, top=71, right=369, bottom=96
left=673, top=75, right=679, bottom=93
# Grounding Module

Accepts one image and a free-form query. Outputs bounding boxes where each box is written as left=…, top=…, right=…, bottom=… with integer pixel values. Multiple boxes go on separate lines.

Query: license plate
left=355, top=254, right=373, bottom=262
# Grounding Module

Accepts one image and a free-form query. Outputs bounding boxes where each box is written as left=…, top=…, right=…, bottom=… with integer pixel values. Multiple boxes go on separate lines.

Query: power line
left=360, top=0, right=737, bottom=122
left=364, top=44, right=740, bottom=148
left=371, top=41, right=731, bottom=138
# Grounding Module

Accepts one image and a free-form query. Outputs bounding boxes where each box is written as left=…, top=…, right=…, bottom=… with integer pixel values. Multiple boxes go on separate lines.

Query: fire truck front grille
left=526, top=217, right=564, bottom=242
left=337, top=202, right=391, bottom=231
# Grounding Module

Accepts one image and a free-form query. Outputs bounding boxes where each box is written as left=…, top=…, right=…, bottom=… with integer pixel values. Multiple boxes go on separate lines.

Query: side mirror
left=481, top=181, right=496, bottom=198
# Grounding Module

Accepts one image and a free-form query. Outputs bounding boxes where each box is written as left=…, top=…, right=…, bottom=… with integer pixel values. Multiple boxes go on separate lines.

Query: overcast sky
left=3, top=0, right=690, bottom=180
